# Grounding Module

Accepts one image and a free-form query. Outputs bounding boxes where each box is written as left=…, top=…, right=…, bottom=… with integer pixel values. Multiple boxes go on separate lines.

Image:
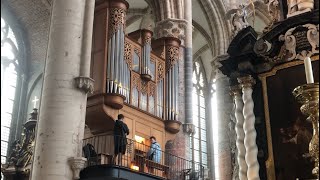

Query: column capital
left=69, top=157, right=87, bottom=180
left=183, top=123, right=196, bottom=135
left=237, top=75, right=256, bottom=89
left=229, top=85, right=242, bottom=97
left=155, top=18, right=187, bottom=43
left=74, top=76, right=95, bottom=94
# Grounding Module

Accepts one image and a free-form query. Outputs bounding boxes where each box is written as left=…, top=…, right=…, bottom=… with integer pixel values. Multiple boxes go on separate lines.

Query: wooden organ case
left=86, top=0, right=182, bottom=135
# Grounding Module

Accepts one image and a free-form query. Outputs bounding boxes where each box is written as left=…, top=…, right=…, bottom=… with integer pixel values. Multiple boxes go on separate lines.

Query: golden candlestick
left=293, top=83, right=319, bottom=178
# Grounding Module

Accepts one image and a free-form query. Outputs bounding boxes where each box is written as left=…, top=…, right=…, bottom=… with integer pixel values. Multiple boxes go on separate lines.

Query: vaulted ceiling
left=2, top=0, right=269, bottom=82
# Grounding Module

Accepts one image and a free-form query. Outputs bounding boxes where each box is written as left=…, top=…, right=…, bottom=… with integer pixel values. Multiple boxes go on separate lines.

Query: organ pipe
left=106, top=5, right=130, bottom=98
left=164, top=38, right=180, bottom=121
left=141, top=30, right=153, bottom=80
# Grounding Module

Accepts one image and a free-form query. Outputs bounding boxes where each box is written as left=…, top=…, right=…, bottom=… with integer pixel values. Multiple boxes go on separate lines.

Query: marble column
left=238, top=76, right=260, bottom=180
left=31, top=0, right=94, bottom=179
left=230, top=85, right=248, bottom=180
left=216, top=76, right=233, bottom=180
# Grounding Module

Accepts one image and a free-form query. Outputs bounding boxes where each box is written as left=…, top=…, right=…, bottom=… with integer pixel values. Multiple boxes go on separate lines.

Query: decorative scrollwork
left=124, top=41, right=132, bottom=70
left=279, top=24, right=319, bottom=61
left=141, top=80, right=148, bottom=95
left=132, top=73, right=140, bottom=90
left=143, top=36, right=151, bottom=45
left=166, top=46, right=179, bottom=71
left=305, top=24, right=319, bottom=54
left=149, top=82, right=156, bottom=97
left=109, top=8, right=126, bottom=38
left=279, top=26, right=297, bottom=61
left=157, top=61, right=165, bottom=81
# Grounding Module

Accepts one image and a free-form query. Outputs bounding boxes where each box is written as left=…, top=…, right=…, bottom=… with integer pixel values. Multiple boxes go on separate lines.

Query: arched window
left=191, top=61, right=208, bottom=168
left=1, top=17, right=20, bottom=163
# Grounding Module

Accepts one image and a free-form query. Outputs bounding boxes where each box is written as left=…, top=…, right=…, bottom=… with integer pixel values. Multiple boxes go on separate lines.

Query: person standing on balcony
left=113, top=114, right=130, bottom=165
left=147, top=136, right=162, bottom=163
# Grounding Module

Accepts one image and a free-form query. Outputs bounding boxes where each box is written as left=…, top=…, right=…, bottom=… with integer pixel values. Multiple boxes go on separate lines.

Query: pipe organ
left=164, top=38, right=180, bottom=121
left=125, top=37, right=166, bottom=118
left=87, top=0, right=182, bottom=134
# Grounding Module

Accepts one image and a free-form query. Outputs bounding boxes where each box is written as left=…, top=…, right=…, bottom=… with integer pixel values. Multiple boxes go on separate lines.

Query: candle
left=304, top=57, right=314, bottom=84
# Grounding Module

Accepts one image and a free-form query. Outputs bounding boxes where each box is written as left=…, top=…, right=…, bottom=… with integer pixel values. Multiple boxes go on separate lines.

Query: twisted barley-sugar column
left=238, top=76, right=260, bottom=180
left=230, top=85, right=248, bottom=180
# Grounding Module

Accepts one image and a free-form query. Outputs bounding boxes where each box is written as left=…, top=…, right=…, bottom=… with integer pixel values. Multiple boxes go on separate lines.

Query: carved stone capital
left=183, top=123, right=196, bottom=135
left=229, top=85, right=242, bottom=97
left=74, top=76, right=95, bottom=94
left=155, top=18, right=187, bottom=42
left=238, top=75, right=256, bottom=89
left=69, top=157, right=87, bottom=180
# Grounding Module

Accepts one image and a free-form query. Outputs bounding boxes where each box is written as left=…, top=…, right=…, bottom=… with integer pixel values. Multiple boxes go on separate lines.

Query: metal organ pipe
left=171, top=65, right=175, bottom=120
left=176, top=64, right=179, bottom=119
left=110, top=35, right=115, bottom=92
left=107, top=37, right=111, bottom=93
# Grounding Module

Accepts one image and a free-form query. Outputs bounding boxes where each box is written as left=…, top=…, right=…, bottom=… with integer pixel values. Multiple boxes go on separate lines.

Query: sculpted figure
left=287, top=0, right=314, bottom=17
left=231, top=4, right=249, bottom=35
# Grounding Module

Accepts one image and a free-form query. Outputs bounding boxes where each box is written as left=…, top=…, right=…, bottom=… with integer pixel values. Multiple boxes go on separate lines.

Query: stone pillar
left=216, top=76, right=233, bottom=180
left=31, top=0, right=94, bottom=179
left=184, top=0, right=193, bottom=125
left=238, top=76, right=260, bottom=180
left=230, top=85, right=248, bottom=180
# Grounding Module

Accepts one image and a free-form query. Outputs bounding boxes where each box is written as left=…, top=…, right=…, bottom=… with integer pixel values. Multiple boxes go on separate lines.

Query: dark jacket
left=114, top=120, right=129, bottom=154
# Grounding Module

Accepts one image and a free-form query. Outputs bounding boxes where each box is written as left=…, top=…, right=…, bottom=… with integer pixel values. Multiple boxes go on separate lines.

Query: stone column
left=230, top=85, right=248, bottom=180
left=184, top=0, right=193, bottom=125
left=238, top=76, right=260, bottom=180
left=216, top=76, right=233, bottom=180
left=31, top=0, right=94, bottom=179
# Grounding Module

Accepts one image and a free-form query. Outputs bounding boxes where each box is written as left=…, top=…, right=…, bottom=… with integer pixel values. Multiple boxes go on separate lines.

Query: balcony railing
left=82, top=134, right=205, bottom=180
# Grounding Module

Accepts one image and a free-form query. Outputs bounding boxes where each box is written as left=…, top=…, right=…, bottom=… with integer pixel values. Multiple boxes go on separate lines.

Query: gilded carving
left=263, top=0, right=280, bottom=33
left=143, top=36, right=151, bottom=45
left=293, top=83, right=319, bottom=178
left=134, top=48, right=141, bottom=57
left=157, top=60, right=165, bottom=81
left=238, top=75, right=256, bottom=89
left=141, top=80, right=148, bottom=95
left=124, top=41, right=132, bottom=70
left=109, top=8, right=126, bottom=38
left=149, top=82, right=156, bottom=97
left=2, top=108, right=38, bottom=180
left=166, top=46, right=179, bottom=71
left=132, top=72, right=140, bottom=90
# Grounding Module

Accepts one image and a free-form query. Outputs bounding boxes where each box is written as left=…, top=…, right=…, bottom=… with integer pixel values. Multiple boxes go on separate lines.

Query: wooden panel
left=136, top=121, right=151, bottom=136
left=151, top=128, right=163, bottom=148
left=124, top=117, right=134, bottom=140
